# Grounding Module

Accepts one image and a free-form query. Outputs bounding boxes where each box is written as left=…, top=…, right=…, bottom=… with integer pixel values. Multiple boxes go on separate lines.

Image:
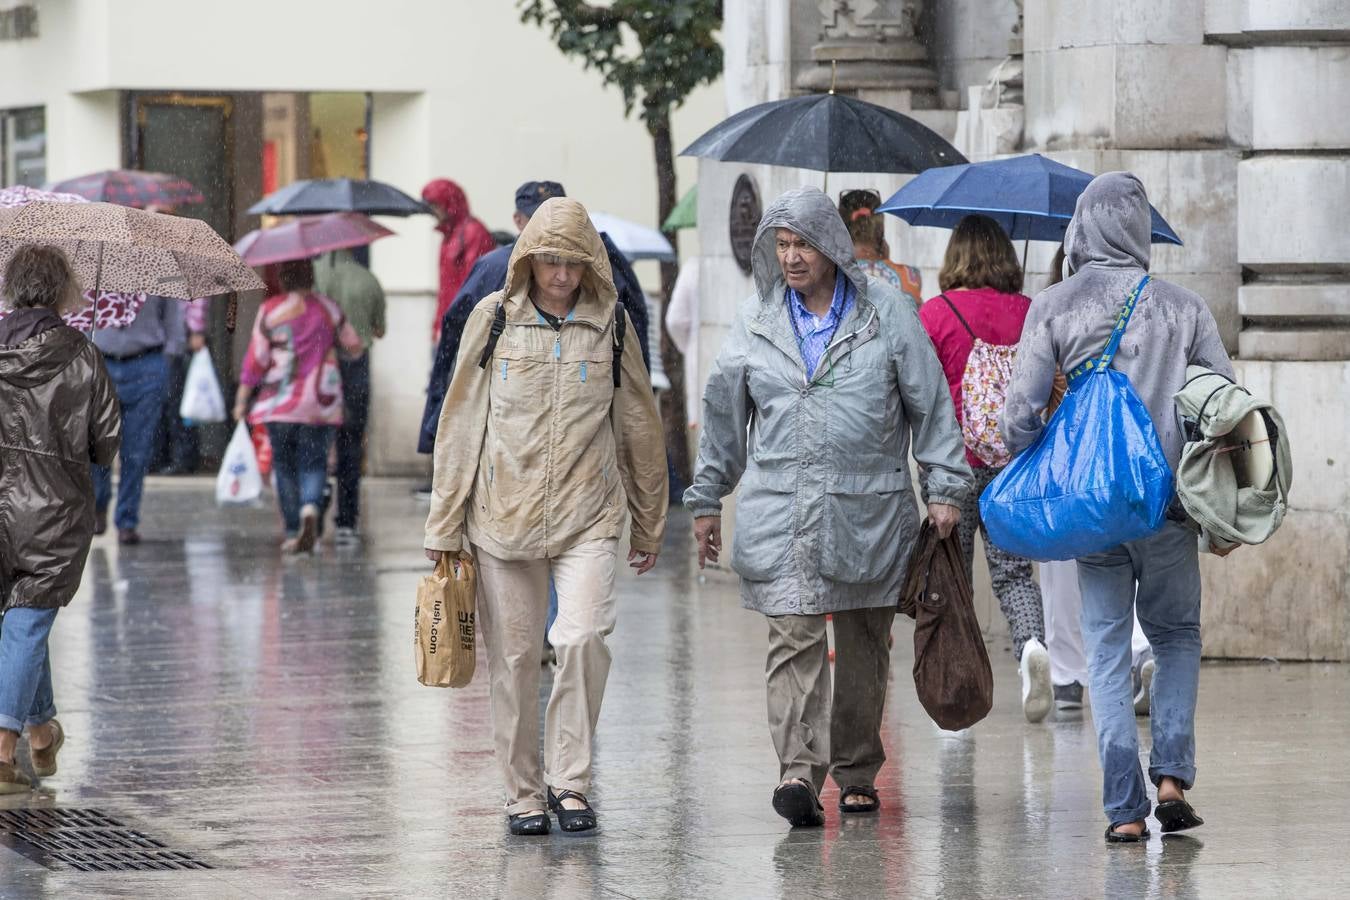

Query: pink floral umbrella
left=0, top=185, right=145, bottom=329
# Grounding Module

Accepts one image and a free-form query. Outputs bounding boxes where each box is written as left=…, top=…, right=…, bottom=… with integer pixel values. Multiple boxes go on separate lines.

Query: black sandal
left=772, top=780, right=825, bottom=827
left=508, top=813, right=551, bottom=836
left=547, top=788, right=598, bottom=833
left=1155, top=799, right=1204, bottom=833
left=839, top=785, right=880, bottom=814
left=1104, top=823, right=1151, bottom=844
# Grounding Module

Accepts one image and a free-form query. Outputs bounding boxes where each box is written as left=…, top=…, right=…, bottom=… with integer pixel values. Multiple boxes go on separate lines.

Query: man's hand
left=628, top=548, right=659, bottom=575
left=927, top=503, right=961, bottom=540
left=693, top=516, right=722, bottom=569
left=1210, top=541, right=1239, bottom=558
left=425, top=548, right=447, bottom=564
left=189, top=333, right=207, bottom=353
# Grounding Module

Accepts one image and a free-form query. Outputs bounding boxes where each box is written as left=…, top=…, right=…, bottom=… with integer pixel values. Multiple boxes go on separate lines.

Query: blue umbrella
left=877, top=154, right=1183, bottom=245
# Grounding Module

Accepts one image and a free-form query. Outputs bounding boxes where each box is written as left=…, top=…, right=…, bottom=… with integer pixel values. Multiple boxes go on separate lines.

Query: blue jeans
left=0, top=607, right=58, bottom=734
left=92, top=352, right=169, bottom=530
left=1077, top=522, right=1202, bottom=826
left=336, top=354, right=370, bottom=529
left=265, top=423, right=334, bottom=535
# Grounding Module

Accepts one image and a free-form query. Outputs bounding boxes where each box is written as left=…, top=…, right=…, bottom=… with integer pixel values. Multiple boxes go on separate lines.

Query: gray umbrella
left=681, top=93, right=966, bottom=174
left=248, top=178, right=431, bottom=217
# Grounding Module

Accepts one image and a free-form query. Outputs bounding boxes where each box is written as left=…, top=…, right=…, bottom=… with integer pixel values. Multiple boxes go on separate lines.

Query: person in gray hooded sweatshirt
left=1003, top=172, right=1233, bottom=843
left=686, top=186, right=972, bottom=827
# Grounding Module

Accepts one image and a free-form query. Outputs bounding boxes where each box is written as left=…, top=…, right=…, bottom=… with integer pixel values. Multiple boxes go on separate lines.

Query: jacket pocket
left=819, top=471, right=908, bottom=584
left=731, top=468, right=798, bottom=582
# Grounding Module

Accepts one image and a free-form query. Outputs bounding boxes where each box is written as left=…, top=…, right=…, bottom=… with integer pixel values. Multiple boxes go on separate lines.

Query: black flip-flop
left=772, top=780, right=825, bottom=827
left=838, top=785, right=880, bottom=814
left=1155, top=799, right=1204, bottom=833
left=1105, top=824, right=1151, bottom=844
left=547, top=788, right=598, bottom=833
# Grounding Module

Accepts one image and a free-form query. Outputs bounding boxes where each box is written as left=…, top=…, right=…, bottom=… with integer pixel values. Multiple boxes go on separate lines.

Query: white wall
left=0, top=0, right=727, bottom=474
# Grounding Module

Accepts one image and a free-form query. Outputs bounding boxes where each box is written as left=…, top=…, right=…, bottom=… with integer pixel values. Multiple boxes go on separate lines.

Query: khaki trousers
left=766, top=606, right=896, bottom=795
left=474, top=538, right=618, bottom=816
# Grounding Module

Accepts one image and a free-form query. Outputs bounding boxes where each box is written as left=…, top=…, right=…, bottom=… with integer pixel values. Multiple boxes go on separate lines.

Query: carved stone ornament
left=729, top=175, right=761, bottom=277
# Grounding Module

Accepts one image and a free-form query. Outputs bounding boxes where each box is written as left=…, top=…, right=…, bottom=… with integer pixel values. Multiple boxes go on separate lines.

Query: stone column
left=1199, top=0, right=1350, bottom=660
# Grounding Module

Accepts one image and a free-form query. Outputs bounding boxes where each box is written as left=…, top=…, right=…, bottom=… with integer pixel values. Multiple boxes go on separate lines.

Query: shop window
left=1, top=106, right=45, bottom=187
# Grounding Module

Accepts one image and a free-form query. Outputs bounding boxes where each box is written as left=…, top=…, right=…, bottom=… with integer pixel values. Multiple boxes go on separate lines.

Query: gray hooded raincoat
left=1002, top=172, right=1233, bottom=469
left=684, top=187, right=972, bottom=616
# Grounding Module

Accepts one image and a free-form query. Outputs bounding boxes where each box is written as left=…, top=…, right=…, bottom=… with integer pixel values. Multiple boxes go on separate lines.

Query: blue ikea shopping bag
left=981, top=276, right=1173, bottom=561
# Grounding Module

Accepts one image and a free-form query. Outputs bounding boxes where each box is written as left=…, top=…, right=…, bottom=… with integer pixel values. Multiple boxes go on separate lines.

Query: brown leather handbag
left=898, top=522, right=994, bottom=730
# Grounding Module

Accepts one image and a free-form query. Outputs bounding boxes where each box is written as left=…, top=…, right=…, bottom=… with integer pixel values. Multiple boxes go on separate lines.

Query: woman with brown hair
left=837, top=189, right=922, bottom=305
left=918, top=213, right=1052, bottom=723
left=0, top=245, right=122, bottom=792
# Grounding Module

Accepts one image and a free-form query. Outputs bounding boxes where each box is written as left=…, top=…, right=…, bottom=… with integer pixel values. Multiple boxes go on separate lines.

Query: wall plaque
left=729, top=174, right=761, bottom=276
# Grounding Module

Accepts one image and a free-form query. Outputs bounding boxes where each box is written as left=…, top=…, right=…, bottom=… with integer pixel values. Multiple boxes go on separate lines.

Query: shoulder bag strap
left=939, top=293, right=977, bottom=341
left=1066, top=275, right=1150, bottom=386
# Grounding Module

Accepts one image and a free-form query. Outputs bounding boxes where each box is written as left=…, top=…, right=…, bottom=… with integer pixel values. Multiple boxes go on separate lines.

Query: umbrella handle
left=226, top=294, right=238, bottom=333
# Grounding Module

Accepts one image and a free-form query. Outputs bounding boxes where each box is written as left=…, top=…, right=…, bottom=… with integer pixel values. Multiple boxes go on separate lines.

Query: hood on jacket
left=422, top=178, right=471, bottom=235
left=502, top=197, right=616, bottom=313
left=0, top=313, right=86, bottom=389
left=1065, top=172, right=1151, bottom=274
left=751, top=186, right=869, bottom=304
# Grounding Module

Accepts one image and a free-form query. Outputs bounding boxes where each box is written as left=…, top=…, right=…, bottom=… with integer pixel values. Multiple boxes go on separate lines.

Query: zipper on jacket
left=501, top=360, right=508, bottom=381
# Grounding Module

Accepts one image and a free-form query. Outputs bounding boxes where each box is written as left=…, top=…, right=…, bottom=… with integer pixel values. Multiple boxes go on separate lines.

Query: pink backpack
left=942, top=295, right=1016, bottom=468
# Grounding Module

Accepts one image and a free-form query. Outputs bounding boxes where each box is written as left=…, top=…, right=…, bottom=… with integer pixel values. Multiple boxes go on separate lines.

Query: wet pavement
left=1, top=478, right=1347, bottom=899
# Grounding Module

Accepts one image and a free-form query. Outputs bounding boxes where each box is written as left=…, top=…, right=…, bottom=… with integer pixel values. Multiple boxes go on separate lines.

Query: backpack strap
left=611, top=299, right=626, bottom=388
left=939, top=294, right=977, bottom=341
left=1066, top=275, right=1150, bottom=387
left=477, top=301, right=507, bottom=370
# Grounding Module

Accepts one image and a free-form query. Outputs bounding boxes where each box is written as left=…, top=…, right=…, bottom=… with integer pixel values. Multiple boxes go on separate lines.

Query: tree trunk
left=649, top=107, right=692, bottom=487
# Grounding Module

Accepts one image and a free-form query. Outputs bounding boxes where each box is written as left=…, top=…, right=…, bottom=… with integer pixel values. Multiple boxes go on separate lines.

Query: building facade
left=0, top=0, right=724, bottom=474
left=698, top=0, right=1349, bottom=660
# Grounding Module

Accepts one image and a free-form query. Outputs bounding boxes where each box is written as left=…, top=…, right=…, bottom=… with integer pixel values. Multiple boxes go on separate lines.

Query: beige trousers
left=766, top=606, right=896, bottom=795
left=473, top=538, right=618, bottom=816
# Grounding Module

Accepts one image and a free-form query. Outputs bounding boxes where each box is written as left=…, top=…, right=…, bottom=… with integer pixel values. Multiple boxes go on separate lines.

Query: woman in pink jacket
left=919, top=214, right=1051, bottom=723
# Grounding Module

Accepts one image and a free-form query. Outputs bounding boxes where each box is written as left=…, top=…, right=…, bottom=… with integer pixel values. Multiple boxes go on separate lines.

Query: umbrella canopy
left=234, top=212, right=394, bottom=267
left=590, top=212, right=676, bottom=262
left=49, top=169, right=205, bottom=209
left=0, top=185, right=145, bottom=329
left=877, top=154, right=1183, bottom=245
left=681, top=93, right=966, bottom=174
left=663, top=185, right=698, bottom=231
left=0, top=201, right=264, bottom=299
left=248, top=178, right=431, bottom=217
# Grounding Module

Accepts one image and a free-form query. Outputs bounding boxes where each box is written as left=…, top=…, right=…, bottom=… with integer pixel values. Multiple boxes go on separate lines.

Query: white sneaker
left=1020, top=638, right=1052, bottom=724
left=1133, top=657, right=1155, bottom=717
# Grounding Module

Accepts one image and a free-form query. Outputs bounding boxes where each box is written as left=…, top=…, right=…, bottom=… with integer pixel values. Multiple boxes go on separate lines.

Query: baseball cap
left=515, top=180, right=567, bottom=218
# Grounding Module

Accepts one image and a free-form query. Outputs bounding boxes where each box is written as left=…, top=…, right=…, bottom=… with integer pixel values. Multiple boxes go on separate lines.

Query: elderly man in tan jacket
left=424, top=197, right=668, bottom=837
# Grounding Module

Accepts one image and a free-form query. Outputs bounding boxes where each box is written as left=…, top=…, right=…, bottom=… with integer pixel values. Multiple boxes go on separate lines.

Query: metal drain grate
left=0, top=808, right=212, bottom=872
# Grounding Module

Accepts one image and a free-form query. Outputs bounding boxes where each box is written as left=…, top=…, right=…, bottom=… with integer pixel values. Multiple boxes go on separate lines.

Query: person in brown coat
left=0, top=245, right=121, bottom=793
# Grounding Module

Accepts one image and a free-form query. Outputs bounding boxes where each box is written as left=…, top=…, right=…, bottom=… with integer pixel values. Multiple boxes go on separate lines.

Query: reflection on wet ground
left=1, top=479, right=1346, bottom=898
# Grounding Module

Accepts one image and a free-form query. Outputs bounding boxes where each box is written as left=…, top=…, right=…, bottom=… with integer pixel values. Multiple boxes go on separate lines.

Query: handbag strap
left=1066, top=275, right=1150, bottom=387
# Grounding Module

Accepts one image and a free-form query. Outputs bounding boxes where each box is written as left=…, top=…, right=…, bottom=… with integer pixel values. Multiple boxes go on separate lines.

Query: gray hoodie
left=685, top=186, right=971, bottom=616
left=1002, top=172, right=1233, bottom=469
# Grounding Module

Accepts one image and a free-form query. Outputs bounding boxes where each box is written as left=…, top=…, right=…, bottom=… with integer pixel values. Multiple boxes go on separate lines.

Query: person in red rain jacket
left=422, top=178, right=496, bottom=342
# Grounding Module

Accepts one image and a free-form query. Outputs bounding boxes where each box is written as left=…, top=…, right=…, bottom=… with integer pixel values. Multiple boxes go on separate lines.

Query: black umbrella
left=248, top=178, right=432, bottom=217
left=681, top=93, right=966, bottom=176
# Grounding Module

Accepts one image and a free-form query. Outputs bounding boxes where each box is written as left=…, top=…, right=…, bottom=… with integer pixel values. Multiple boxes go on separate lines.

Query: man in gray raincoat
left=685, top=186, right=972, bottom=827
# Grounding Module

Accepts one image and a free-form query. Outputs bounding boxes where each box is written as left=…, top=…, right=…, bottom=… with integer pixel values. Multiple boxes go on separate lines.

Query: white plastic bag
left=217, top=421, right=263, bottom=505
left=179, top=349, right=226, bottom=424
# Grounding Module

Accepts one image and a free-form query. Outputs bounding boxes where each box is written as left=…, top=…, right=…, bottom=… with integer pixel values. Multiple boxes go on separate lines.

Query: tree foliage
left=519, top=0, right=723, bottom=136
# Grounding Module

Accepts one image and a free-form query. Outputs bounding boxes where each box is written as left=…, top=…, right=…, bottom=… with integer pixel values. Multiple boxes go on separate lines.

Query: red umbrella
left=233, top=212, right=394, bottom=267
left=49, top=169, right=206, bottom=209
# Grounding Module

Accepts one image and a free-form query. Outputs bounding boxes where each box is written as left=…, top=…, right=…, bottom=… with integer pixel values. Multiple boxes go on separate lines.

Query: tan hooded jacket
left=424, top=197, right=668, bottom=560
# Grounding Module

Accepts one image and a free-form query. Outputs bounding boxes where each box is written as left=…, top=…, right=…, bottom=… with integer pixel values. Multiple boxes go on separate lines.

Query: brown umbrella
left=0, top=201, right=263, bottom=300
